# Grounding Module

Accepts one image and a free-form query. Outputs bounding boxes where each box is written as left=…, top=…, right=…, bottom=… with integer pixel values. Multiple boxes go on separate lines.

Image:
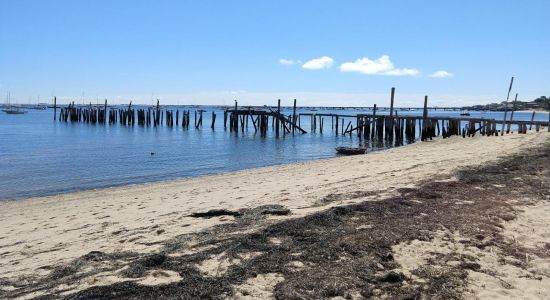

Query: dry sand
left=1, top=131, right=549, bottom=299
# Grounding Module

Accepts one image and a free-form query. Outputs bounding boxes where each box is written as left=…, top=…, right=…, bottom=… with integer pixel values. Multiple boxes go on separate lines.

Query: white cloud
left=302, top=56, right=334, bottom=70
left=429, top=70, right=454, bottom=78
left=279, top=58, right=295, bottom=65
left=339, top=55, right=419, bottom=76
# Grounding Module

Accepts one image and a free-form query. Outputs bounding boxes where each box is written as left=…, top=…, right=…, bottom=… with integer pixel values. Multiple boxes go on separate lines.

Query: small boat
left=2, top=92, right=27, bottom=114
left=459, top=111, right=470, bottom=116
left=335, top=146, right=368, bottom=155
left=29, top=97, right=47, bottom=110
left=2, top=107, right=27, bottom=114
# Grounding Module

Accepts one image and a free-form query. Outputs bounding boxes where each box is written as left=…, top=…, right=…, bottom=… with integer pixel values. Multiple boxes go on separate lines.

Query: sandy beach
left=4, top=0, right=549, bottom=298
left=1, top=131, right=550, bottom=299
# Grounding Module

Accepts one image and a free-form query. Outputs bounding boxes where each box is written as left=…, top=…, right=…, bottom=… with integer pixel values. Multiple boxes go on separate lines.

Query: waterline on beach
left=1, top=107, right=548, bottom=200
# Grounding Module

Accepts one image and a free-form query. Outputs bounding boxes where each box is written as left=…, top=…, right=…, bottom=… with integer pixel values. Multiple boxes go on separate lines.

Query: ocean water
left=1, top=106, right=548, bottom=200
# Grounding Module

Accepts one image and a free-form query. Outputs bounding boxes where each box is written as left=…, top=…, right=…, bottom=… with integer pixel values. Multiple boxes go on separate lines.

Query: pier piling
left=53, top=96, right=57, bottom=121
left=421, top=96, right=429, bottom=141
left=501, top=77, right=514, bottom=135
left=48, top=92, right=546, bottom=146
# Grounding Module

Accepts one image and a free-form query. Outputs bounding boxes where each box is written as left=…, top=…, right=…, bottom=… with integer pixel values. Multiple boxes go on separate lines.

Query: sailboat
left=2, top=92, right=27, bottom=114
left=30, top=95, right=47, bottom=110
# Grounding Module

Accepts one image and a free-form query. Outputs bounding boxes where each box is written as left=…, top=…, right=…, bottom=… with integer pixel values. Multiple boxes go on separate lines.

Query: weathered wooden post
left=421, top=96, right=428, bottom=141
left=195, top=110, right=199, bottom=128
left=389, top=88, right=395, bottom=118
left=53, top=96, right=57, bottom=121
left=389, top=87, right=395, bottom=141
left=104, top=99, right=108, bottom=124
left=234, top=100, right=238, bottom=131
left=335, top=115, right=339, bottom=136
left=276, top=99, right=281, bottom=137
left=313, top=114, right=317, bottom=132
left=292, top=99, right=297, bottom=134
left=128, top=101, right=135, bottom=126
left=156, top=99, right=160, bottom=126
left=240, top=114, right=245, bottom=132
left=371, top=104, right=377, bottom=139
left=529, top=111, right=536, bottom=130
left=501, top=77, right=514, bottom=135
left=507, top=93, right=518, bottom=133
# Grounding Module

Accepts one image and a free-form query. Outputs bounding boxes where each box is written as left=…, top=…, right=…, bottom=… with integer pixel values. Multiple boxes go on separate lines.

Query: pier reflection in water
left=1, top=99, right=548, bottom=200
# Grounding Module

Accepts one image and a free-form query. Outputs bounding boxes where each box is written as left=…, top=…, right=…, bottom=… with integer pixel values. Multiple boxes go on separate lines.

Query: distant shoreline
left=4, top=103, right=548, bottom=111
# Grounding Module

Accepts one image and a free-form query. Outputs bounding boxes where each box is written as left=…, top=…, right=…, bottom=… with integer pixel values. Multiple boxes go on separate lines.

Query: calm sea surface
left=1, top=106, right=547, bottom=200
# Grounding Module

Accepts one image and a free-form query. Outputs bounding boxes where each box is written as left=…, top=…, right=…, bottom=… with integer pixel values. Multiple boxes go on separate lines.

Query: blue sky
left=0, top=0, right=548, bottom=106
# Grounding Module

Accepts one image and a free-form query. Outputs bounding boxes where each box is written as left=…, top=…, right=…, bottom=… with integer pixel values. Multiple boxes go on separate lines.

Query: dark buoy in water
left=150, top=152, right=155, bottom=156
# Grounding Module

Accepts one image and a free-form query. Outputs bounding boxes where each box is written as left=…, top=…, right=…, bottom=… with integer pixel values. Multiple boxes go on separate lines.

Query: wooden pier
left=53, top=89, right=550, bottom=147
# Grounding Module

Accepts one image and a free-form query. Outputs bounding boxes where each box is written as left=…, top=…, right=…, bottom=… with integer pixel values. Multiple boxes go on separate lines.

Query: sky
left=0, top=0, right=549, bottom=107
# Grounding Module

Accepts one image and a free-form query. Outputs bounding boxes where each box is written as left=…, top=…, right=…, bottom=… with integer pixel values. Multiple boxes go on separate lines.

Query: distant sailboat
left=30, top=95, right=47, bottom=110
left=2, top=92, right=27, bottom=114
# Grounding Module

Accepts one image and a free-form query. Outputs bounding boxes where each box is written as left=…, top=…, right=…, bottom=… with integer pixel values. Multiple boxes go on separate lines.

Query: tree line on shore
left=462, top=96, right=550, bottom=111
